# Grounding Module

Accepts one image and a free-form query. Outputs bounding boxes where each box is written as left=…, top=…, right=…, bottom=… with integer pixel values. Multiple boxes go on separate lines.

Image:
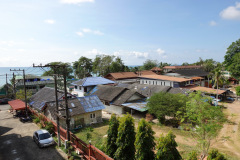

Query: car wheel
left=38, top=143, right=42, bottom=149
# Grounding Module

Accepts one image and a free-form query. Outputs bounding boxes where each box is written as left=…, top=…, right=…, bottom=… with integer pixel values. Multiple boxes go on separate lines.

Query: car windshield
left=39, top=133, right=51, bottom=140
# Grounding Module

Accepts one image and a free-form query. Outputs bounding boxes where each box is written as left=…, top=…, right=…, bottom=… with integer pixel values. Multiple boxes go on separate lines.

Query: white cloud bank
left=60, top=0, right=94, bottom=4
left=220, top=2, right=240, bottom=20
left=44, top=19, right=56, bottom=24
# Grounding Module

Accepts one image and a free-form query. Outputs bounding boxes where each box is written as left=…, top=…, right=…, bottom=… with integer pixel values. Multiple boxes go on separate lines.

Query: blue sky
left=0, top=0, right=240, bottom=67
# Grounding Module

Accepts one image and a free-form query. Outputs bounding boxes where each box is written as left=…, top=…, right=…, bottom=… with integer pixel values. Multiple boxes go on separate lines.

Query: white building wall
left=140, top=79, right=173, bottom=87
left=72, top=85, right=84, bottom=97
left=104, top=104, right=124, bottom=115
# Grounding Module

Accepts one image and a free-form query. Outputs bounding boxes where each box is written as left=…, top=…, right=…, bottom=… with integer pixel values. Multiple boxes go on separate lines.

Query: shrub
left=33, top=117, right=40, bottom=124
left=207, top=149, right=227, bottom=160
left=187, top=150, right=198, bottom=160
left=86, top=133, right=92, bottom=140
left=236, top=86, right=240, bottom=96
left=45, top=121, right=54, bottom=134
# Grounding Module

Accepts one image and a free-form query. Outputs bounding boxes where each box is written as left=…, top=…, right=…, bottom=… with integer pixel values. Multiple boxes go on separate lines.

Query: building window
left=164, top=82, right=165, bottom=86
left=153, top=81, right=154, bottom=85
left=75, top=86, right=77, bottom=89
left=161, top=82, right=162, bottom=85
left=146, top=80, right=147, bottom=84
left=90, top=113, right=96, bottom=119
left=79, top=86, right=82, bottom=90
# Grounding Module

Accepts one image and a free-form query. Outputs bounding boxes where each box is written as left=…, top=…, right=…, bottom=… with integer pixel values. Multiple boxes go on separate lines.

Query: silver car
left=33, top=129, right=55, bottom=148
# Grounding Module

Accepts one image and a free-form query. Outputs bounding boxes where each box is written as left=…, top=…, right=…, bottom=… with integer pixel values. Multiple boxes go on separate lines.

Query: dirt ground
left=0, top=104, right=67, bottom=160
left=212, top=100, right=240, bottom=158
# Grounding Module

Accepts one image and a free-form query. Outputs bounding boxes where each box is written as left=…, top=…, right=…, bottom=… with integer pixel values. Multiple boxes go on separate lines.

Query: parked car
left=0, top=98, right=12, bottom=104
left=20, top=116, right=32, bottom=123
left=33, top=129, right=55, bottom=148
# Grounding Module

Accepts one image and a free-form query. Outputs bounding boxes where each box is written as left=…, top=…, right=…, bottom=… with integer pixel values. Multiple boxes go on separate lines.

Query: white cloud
left=156, top=48, right=165, bottom=55
left=220, top=2, right=240, bottom=20
left=44, top=19, right=56, bottom=24
left=82, top=28, right=92, bottom=33
left=195, top=49, right=208, bottom=53
left=93, top=30, right=104, bottom=35
left=131, top=51, right=149, bottom=59
left=76, top=32, right=84, bottom=37
left=60, top=0, right=94, bottom=4
left=80, top=28, right=104, bottom=36
left=209, top=20, right=217, bottom=26
left=156, top=48, right=167, bottom=58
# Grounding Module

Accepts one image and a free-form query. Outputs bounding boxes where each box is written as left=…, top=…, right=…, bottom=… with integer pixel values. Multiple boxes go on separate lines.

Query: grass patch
left=74, top=119, right=109, bottom=151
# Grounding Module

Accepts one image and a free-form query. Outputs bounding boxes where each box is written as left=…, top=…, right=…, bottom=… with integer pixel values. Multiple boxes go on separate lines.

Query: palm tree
left=212, top=65, right=225, bottom=105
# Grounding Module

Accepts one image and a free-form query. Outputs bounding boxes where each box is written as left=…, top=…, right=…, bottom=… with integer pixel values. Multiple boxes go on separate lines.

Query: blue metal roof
left=77, top=95, right=105, bottom=113
left=71, top=77, right=115, bottom=87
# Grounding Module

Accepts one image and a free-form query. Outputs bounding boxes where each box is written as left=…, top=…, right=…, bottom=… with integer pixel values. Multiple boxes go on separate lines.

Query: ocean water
left=0, top=65, right=139, bottom=87
left=0, top=67, right=46, bottom=87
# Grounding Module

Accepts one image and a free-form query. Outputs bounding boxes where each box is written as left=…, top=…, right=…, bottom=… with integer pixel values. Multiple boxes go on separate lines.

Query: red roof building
left=8, top=99, right=28, bottom=110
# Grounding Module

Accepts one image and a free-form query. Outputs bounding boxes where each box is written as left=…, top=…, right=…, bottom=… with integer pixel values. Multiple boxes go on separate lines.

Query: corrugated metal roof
left=77, top=95, right=105, bottom=113
left=71, top=77, right=115, bottom=87
left=140, top=75, right=191, bottom=82
left=122, top=99, right=148, bottom=112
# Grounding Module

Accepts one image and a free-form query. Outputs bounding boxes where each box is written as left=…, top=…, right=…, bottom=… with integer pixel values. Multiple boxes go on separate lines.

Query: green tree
left=142, top=59, right=158, bottom=70
left=147, top=92, right=188, bottom=124
left=42, top=62, right=73, bottom=79
left=135, top=119, right=155, bottom=160
left=227, top=52, right=240, bottom=79
left=159, top=62, right=171, bottom=69
left=224, top=38, right=240, bottom=79
left=109, top=57, right=126, bottom=73
left=185, top=91, right=226, bottom=160
left=73, top=56, right=92, bottom=79
left=106, top=114, right=119, bottom=158
left=16, top=89, right=32, bottom=102
left=114, top=114, right=135, bottom=160
left=155, top=131, right=182, bottom=160
left=92, top=55, right=115, bottom=76
left=202, top=59, right=217, bottom=72
left=182, top=62, right=190, bottom=66
left=207, top=149, right=227, bottom=160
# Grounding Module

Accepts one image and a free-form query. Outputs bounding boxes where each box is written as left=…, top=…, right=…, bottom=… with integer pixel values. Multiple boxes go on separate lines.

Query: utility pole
left=13, top=72, right=16, bottom=99
left=53, top=73, right=61, bottom=147
left=6, top=73, right=8, bottom=97
left=10, top=69, right=28, bottom=116
left=33, top=64, right=71, bottom=143
left=63, top=66, right=70, bottom=141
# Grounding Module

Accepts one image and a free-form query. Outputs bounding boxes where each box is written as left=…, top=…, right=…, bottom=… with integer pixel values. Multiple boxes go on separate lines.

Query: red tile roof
left=163, top=65, right=202, bottom=69
left=8, top=99, right=29, bottom=110
left=140, top=75, right=191, bottom=82
left=105, top=72, right=138, bottom=80
left=151, top=67, right=162, bottom=71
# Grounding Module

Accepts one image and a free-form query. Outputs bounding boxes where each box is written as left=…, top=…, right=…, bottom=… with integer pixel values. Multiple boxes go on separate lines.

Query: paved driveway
left=0, top=105, right=66, bottom=160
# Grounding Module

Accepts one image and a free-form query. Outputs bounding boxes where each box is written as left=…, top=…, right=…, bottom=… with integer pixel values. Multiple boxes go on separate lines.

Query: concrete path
left=0, top=105, right=66, bottom=160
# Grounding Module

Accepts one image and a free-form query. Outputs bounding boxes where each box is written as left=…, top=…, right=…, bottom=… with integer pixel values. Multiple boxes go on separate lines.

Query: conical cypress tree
left=114, top=114, right=136, bottom=160
left=155, top=131, right=182, bottom=160
left=106, top=114, right=119, bottom=158
left=135, top=119, right=155, bottom=160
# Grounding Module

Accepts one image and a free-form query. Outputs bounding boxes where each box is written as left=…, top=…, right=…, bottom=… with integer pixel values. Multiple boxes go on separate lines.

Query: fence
left=29, top=107, right=113, bottom=160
